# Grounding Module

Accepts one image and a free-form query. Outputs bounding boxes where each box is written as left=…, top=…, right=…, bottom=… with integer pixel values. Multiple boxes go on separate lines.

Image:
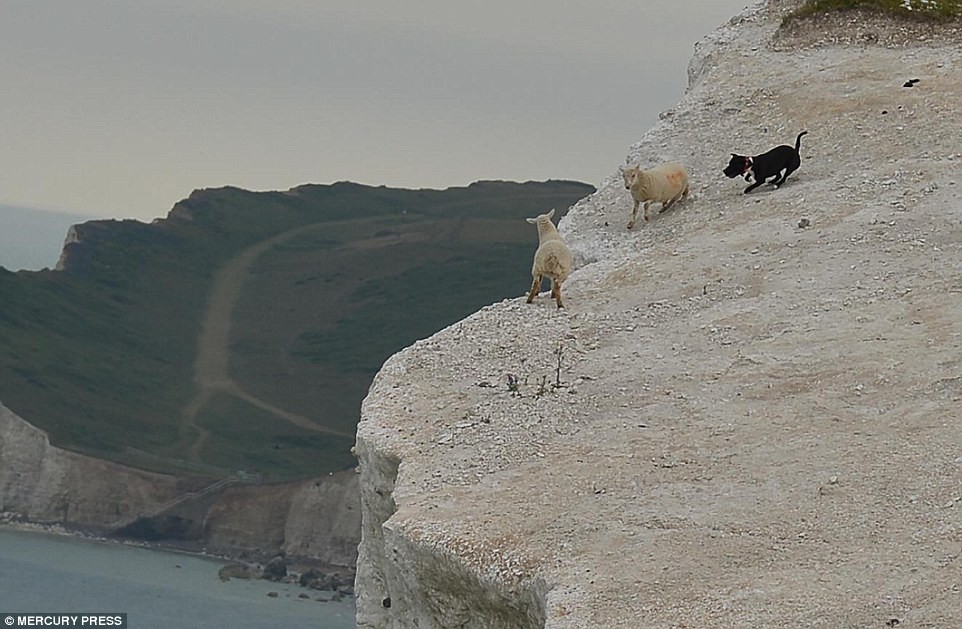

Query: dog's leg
left=743, top=166, right=766, bottom=193
left=776, top=153, right=802, bottom=188
left=770, top=170, right=785, bottom=187
left=777, top=164, right=799, bottom=188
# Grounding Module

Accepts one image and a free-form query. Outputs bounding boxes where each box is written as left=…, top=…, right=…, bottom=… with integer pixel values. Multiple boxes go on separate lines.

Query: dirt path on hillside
left=182, top=225, right=354, bottom=462
left=183, top=214, right=485, bottom=460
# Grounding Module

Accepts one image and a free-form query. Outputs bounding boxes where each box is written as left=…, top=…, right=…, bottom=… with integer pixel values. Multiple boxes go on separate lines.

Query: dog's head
left=723, top=154, right=749, bottom=179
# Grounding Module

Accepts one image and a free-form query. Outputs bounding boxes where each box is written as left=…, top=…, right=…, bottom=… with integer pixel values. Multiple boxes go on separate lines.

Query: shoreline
left=0, top=513, right=357, bottom=599
left=0, top=511, right=233, bottom=561
left=0, top=524, right=358, bottom=628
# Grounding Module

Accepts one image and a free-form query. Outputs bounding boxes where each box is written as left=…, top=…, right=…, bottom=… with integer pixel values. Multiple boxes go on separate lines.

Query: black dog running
left=724, top=131, right=808, bottom=193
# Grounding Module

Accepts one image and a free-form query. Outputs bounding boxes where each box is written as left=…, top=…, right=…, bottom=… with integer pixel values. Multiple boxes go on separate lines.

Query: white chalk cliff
left=355, top=1, right=962, bottom=627
left=0, top=401, right=360, bottom=566
left=0, top=402, right=181, bottom=527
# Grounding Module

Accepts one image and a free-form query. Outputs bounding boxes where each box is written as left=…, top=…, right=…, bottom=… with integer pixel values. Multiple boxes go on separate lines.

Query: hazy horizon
left=0, top=204, right=96, bottom=271
left=1, top=1, right=750, bottom=222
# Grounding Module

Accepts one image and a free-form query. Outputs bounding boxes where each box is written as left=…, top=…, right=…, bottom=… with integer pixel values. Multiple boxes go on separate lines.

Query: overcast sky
left=0, top=0, right=749, bottom=221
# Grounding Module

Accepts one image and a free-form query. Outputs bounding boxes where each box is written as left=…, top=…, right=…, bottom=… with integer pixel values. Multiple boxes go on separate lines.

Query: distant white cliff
left=0, top=402, right=181, bottom=527
left=0, top=401, right=360, bottom=568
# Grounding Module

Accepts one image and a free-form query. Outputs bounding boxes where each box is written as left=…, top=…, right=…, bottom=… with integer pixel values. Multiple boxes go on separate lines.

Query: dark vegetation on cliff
left=785, top=0, right=960, bottom=22
left=0, top=180, right=593, bottom=480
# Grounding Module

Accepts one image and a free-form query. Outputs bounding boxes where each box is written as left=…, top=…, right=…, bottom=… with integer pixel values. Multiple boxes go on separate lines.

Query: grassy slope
left=785, top=0, right=960, bottom=22
left=0, top=180, right=593, bottom=480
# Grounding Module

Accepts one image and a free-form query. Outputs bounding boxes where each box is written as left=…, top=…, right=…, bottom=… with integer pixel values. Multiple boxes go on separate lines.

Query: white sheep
left=525, top=209, right=573, bottom=309
left=620, top=162, right=690, bottom=229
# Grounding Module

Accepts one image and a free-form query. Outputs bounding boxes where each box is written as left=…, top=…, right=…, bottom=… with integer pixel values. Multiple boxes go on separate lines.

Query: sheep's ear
left=547, top=208, right=555, bottom=219
left=526, top=217, right=537, bottom=224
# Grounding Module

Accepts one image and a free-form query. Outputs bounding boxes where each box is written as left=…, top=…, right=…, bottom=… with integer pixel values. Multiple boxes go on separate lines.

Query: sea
left=0, top=526, right=356, bottom=629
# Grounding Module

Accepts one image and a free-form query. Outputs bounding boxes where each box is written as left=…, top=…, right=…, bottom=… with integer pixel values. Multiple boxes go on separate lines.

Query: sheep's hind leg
left=660, top=187, right=688, bottom=213
left=526, top=275, right=542, bottom=303
left=551, top=279, right=564, bottom=309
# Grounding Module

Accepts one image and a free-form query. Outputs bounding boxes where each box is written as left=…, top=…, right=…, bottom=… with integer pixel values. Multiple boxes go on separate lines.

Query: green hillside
left=785, top=0, right=960, bottom=21
left=0, top=180, right=593, bottom=480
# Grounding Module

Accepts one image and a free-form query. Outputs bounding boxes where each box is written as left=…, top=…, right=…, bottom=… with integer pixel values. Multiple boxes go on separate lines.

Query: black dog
left=724, top=131, right=808, bottom=193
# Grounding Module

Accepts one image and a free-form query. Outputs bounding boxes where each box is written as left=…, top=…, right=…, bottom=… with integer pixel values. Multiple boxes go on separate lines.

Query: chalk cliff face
left=0, top=402, right=360, bottom=567
left=55, top=224, right=82, bottom=271
left=355, top=1, right=962, bottom=627
left=0, top=403, right=182, bottom=527
left=202, top=470, right=361, bottom=565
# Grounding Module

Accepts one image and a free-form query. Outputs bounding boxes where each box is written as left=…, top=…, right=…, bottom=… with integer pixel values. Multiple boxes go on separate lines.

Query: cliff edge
left=355, top=1, right=962, bottom=627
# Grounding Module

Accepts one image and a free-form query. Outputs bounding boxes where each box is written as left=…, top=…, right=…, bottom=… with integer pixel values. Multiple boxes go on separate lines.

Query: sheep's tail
left=795, top=130, right=809, bottom=152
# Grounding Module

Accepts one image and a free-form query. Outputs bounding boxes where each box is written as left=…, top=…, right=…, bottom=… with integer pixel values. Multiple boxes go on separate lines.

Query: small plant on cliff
left=535, top=375, right=550, bottom=397
left=506, top=373, right=521, bottom=396
left=553, top=343, right=565, bottom=390
left=508, top=343, right=569, bottom=398
left=785, top=0, right=960, bottom=23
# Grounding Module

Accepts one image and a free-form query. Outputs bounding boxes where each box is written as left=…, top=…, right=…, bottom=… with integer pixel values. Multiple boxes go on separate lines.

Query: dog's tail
left=795, top=130, right=809, bottom=152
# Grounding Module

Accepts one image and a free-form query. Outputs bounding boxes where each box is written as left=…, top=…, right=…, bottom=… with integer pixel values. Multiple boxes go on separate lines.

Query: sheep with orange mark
left=620, top=162, right=690, bottom=229
left=525, top=209, right=573, bottom=309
